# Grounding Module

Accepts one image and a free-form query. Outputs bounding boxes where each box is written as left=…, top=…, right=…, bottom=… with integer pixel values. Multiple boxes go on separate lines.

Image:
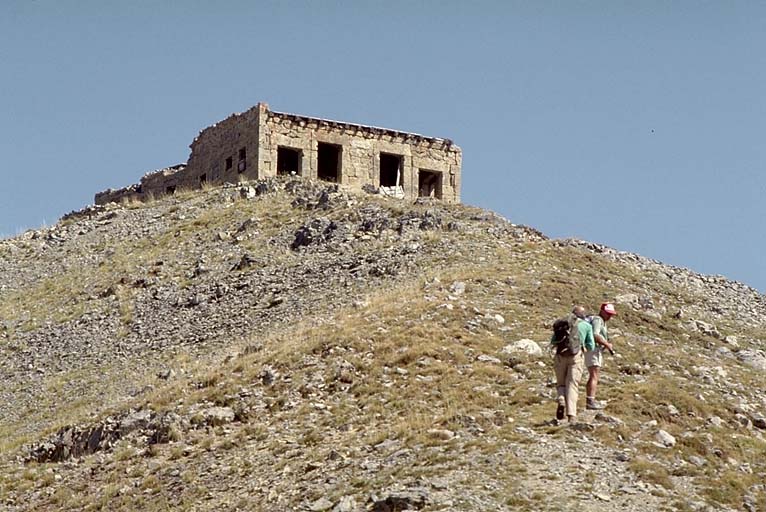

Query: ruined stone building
left=95, top=103, right=462, bottom=205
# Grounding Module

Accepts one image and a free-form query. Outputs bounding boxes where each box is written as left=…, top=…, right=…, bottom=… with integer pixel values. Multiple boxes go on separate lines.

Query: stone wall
left=257, top=109, right=461, bottom=203
left=95, top=103, right=461, bottom=205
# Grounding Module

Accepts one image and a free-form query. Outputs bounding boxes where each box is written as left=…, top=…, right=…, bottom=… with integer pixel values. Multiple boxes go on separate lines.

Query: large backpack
left=552, top=315, right=582, bottom=356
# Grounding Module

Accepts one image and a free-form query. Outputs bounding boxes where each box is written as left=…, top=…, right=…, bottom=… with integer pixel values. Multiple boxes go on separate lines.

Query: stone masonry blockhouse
left=95, top=103, right=462, bottom=204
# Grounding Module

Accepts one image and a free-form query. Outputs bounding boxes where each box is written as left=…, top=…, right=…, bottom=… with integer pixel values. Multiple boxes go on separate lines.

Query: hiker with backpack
left=550, top=305, right=595, bottom=423
left=584, top=303, right=617, bottom=410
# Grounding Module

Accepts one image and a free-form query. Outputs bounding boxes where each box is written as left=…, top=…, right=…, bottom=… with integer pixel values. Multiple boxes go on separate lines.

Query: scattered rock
left=593, top=492, right=611, bottom=501
left=309, top=497, right=334, bottom=511
left=120, top=410, right=153, bottom=435
left=614, top=293, right=639, bottom=307
left=332, top=496, right=357, bottom=512
left=737, top=350, right=766, bottom=372
left=655, top=430, right=676, bottom=448
left=707, top=416, right=724, bottom=428
left=751, top=414, right=766, bottom=430
left=291, top=218, right=339, bottom=250
left=734, top=413, right=753, bottom=429
left=239, top=186, right=256, bottom=199
left=594, top=412, right=624, bottom=425
left=372, top=488, right=429, bottom=512
left=157, top=368, right=176, bottom=380
left=692, top=319, right=721, bottom=339
left=688, top=455, right=707, bottom=467
left=427, top=429, right=456, bottom=441
left=199, top=407, right=235, bottom=426
left=501, top=339, right=543, bottom=357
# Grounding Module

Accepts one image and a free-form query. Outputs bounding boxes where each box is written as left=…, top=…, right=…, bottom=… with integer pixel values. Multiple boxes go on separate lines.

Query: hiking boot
left=556, top=403, right=565, bottom=420
left=586, top=398, right=605, bottom=410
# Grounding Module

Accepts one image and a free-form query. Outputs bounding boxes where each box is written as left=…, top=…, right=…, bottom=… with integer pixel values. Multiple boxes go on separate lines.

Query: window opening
left=317, top=142, right=341, bottom=182
left=418, top=170, right=442, bottom=199
left=277, top=146, right=302, bottom=176
left=379, top=153, right=402, bottom=188
left=238, top=148, right=247, bottom=172
left=166, top=185, right=176, bottom=195
left=225, top=157, right=233, bottom=170
left=199, top=173, right=207, bottom=185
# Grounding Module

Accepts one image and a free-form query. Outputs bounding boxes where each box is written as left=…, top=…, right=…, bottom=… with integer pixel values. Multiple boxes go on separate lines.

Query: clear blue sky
left=2, top=1, right=765, bottom=292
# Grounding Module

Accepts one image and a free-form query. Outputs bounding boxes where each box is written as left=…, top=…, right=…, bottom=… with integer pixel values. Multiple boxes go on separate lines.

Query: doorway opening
left=317, top=142, right=341, bottom=182
left=418, top=170, right=442, bottom=199
left=379, top=153, right=402, bottom=187
left=277, top=146, right=302, bottom=176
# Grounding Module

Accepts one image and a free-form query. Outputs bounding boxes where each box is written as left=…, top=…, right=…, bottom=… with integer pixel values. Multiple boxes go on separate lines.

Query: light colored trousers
left=554, top=352, right=584, bottom=418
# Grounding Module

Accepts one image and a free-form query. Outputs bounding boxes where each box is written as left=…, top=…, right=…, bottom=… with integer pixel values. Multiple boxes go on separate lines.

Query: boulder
left=692, top=320, right=721, bottom=339
left=372, top=488, right=429, bottom=512
left=291, top=218, right=339, bottom=250
left=614, top=293, right=639, bottom=307
left=200, top=406, right=235, bottom=426
left=309, top=498, right=334, bottom=512
left=737, top=350, right=766, bottom=372
left=239, top=186, right=256, bottom=199
left=449, top=281, right=466, bottom=295
left=120, top=410, right=153, bottom=436
left=655, top=429, right=676, bottom=448
left=501, top=339, right=543, bottom=357
left=333, top=496, right=357, bottom=512
left=751, top=414, right=766, bottom=430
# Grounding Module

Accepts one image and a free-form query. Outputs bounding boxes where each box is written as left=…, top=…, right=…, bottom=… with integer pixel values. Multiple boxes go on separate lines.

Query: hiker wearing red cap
left=584, top=303, right=617, bottom=410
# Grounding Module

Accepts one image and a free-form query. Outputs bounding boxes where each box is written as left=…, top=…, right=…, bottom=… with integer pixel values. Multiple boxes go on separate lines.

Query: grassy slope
left=0, top=184, right=764, bottom=511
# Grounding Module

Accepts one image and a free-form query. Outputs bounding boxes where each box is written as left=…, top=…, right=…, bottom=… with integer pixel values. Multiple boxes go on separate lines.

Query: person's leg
left=586, top=366, right=599, bottom=398
left=553, top=355, right=567, bottom=419
left=565, top=353, right=584, bottom=419
left=585, top=350, right=604, bottom=409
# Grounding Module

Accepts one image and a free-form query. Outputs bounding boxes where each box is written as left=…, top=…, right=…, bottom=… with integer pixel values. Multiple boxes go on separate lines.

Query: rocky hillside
left=0, top=178, right=764, bottom=512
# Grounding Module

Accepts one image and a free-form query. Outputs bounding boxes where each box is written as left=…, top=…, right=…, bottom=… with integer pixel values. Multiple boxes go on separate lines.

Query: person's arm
left=592, top=317, right=614, bottom=353
left=579, top=322, right=596, bottom=352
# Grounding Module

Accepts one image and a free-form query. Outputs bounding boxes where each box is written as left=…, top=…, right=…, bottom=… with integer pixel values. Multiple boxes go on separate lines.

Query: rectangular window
left=317, top=142, right=342, bottom=183
left=225, top=157, right=233, bottom=170
left=238, top=147, right=247, bottom=173
left=277, top=146, right=303, bottom=176
left=379, top=153, right=402, bottom=187
left=418, top=170, right=442, bottom=199
left=199, top=173, right=207, bottom=185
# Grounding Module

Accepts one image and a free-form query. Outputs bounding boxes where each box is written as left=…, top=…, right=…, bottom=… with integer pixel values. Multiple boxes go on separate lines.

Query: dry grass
left=1, top=185, right=765, bottom=510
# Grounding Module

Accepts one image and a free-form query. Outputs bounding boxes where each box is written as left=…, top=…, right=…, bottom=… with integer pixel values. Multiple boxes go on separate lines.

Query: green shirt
left=550, top=317, right=595, bottom=352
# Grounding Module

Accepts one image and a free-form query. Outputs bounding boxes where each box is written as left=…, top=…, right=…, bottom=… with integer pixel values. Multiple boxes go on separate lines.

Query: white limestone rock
left=501, top=339, right=543, bottom=357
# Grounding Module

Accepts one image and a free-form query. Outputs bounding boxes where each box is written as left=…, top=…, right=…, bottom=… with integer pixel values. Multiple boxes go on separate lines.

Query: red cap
left=601, top=303, right=617, bottom=316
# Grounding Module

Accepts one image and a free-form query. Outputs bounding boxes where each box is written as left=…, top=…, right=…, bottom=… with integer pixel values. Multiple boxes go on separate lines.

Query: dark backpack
left=552, top=315, right=582, bottom=356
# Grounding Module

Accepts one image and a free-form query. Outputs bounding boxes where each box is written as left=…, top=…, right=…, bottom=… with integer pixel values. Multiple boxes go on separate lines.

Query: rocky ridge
left=0, top=177, right=764, bottom=511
